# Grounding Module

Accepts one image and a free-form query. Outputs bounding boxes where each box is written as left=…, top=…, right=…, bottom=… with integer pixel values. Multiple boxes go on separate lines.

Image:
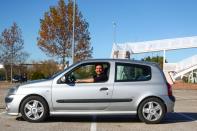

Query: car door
left=109, top=62, right=152, bottom=111
left=51, top=62, right=113, bottom=110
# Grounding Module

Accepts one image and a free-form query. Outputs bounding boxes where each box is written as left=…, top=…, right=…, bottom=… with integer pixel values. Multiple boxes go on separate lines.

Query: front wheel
left=20, top=96, right=49, bottom=122
left=138, top=98, right=166, bottom=124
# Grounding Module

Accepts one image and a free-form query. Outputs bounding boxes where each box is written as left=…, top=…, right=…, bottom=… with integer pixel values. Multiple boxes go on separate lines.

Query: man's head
left=95, top=64, right=104, bottom=75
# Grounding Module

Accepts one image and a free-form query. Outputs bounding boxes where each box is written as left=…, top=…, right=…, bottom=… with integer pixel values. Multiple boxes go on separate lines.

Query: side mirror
left=66, top=75, right=76, bottom=84
left=60, top=76, right=66, bottom=83
left=57, top=74, right=76, bottom=84
left=57, top=76, right=66, bottom=84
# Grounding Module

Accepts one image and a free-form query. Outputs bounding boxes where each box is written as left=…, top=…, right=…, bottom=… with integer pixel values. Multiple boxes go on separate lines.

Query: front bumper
left=5, top=94, right=26, bottom=116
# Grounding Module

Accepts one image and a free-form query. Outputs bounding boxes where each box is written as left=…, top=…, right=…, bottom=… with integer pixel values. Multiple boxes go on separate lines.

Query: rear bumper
left=169, top=96, right=176, bottom=102
left=162, top=95, right=175, bottom=112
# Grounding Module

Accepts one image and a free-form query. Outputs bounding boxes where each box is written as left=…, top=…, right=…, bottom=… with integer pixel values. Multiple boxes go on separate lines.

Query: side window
left=72, top=63, right=110, bottom=83
left=59, top=63, right=110, bottom=84
left=73, top=64, right=95, bottom=80
left=115, top=63, right=151, bottom=82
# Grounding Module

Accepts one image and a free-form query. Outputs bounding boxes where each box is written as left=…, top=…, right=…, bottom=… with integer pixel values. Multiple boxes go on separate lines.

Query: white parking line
left=90, top=122, right=96, bottom=131
left=0, top=111, right=6, bottom=115
left=175, top=96, right=194, bottom=100
left=175, top=96, right=186, bottom=100
left=90, top=116, right=97, bottom=131
left=176, top=113, right=197, bottom=122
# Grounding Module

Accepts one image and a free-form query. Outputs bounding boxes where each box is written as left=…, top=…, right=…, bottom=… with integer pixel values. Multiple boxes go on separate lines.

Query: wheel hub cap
left=32, top=108, right=37, bottom=114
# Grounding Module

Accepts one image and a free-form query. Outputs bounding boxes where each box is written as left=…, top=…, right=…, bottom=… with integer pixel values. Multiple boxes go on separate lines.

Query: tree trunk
left=5, top=69, right=8, bottom=82
left=11, top=64, right=13, bottom=83
left=62, top=56, right=65, bottom=69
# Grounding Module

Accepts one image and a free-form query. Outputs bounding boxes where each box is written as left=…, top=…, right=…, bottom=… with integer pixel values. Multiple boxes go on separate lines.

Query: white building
left=0, top=63, right=4, bottom=69
left=111, top=36, right=197, bottom=84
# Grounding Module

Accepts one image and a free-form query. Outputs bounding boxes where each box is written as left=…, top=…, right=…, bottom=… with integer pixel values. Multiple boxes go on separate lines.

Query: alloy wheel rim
left=24, top=100, right=44, bottom=120
left=142, top=101, right=162, bottom=121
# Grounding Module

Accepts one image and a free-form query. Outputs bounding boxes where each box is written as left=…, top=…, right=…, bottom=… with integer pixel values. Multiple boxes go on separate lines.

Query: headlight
left=8, top=85, right=19, bottom=95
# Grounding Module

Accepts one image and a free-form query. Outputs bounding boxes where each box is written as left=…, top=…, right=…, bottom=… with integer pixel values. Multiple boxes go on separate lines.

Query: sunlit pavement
left=0, top=89, right=196, bottom=131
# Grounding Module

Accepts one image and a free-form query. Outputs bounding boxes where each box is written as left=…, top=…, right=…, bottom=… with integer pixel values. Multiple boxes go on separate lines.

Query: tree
left=141, top=56, right=167, bottom=69
left=16, top=52, right=30, bottom=76
left=31, top=72, right=45, bottom=80
left=28, top=60, right=60, bottom=80
left=0, top=22, right=28, bottom=82
left=38, top=0, right=92, bottom=68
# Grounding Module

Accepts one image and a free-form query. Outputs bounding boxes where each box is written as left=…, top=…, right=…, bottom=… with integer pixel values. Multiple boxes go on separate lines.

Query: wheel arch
left=19, top=94, right=50, bottom=114
left=136, top=96, right=167, bottom=114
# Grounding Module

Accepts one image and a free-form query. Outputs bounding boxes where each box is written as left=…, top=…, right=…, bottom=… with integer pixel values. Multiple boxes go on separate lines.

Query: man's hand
left=75, top=79, right=81, bottom=83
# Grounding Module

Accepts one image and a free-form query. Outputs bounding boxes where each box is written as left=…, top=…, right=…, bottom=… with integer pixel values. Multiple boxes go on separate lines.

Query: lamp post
left=112, top=21, right=116, bottom=45
left=112, top=22, right=118, bottom=58
left=11, top=45, right=13, bottom=83
left=71, top=0, right=76, bottom=65
left=163, top=50, right=166, bottom=71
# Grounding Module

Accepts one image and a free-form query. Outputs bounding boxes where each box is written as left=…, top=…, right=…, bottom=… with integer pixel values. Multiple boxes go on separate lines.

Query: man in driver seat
left=75, top=64, right=108, bottom=83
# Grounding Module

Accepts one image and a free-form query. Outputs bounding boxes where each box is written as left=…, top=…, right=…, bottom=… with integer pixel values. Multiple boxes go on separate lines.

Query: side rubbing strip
left=56, top=99, right=133, bottom=103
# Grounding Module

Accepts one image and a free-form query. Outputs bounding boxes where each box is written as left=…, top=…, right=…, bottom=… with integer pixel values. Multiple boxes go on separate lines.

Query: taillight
left=166, top=82, right=173, bottom=96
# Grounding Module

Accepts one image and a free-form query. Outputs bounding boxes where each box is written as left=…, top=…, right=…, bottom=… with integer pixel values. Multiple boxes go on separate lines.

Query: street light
left=71, top=0, right=76, bottom=65
left=112, top=21, right=117, bottom=45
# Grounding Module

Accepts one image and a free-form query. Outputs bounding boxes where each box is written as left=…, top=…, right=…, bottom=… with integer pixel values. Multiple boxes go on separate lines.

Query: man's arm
left=75, top=78, right=94, bottom=83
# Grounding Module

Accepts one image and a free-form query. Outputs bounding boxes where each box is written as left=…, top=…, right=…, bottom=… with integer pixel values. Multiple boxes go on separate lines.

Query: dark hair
left=95, top=64, right=103, bottom=69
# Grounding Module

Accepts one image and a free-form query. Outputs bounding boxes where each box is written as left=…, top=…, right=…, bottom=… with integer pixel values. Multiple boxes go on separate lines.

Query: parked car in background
left=0, top=76, right=5, bottom=81
left=12, top=75, right=27, bottom=83
left=5, top=59, right=175, bottom=124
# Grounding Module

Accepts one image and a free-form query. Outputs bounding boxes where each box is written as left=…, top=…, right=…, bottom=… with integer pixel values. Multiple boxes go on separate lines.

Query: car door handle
left=100, top=87, right=108, bottom=91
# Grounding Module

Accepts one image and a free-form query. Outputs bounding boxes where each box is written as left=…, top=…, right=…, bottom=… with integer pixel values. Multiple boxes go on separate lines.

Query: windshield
left=49, top=70, right=64, bottom=79
left=48, top=62, right=79, bottom=79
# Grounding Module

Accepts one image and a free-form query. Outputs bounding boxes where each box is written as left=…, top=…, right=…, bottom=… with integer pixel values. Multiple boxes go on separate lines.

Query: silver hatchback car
left=5, top=59, right=175, bottom=124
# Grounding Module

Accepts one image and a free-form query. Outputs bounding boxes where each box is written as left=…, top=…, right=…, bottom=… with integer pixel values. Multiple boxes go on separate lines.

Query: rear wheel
left=138, top=98, right=166, bottom=124
left=20, top=96, right=49, bottom=122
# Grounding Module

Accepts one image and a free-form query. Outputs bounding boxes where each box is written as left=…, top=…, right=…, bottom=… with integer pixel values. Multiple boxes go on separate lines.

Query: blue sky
left=1, top=0, right=197, bottom=63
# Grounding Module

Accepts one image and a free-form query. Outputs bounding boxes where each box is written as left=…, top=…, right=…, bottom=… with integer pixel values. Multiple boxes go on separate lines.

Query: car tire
left=138, top=97, right=166, bottom=124
left=20, top=96, right=49, bottom=122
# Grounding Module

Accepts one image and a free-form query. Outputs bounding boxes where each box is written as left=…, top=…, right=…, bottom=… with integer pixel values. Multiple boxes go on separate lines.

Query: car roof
left=79, top=58, right=158, bottom=66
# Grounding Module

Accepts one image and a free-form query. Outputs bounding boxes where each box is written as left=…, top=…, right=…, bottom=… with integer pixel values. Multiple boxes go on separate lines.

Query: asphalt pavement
left=0, top=89, right=196, bottom=131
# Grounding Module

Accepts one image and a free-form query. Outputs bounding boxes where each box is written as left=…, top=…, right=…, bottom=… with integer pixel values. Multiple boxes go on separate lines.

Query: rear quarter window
left=115, top=63, right=151, bottom=82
